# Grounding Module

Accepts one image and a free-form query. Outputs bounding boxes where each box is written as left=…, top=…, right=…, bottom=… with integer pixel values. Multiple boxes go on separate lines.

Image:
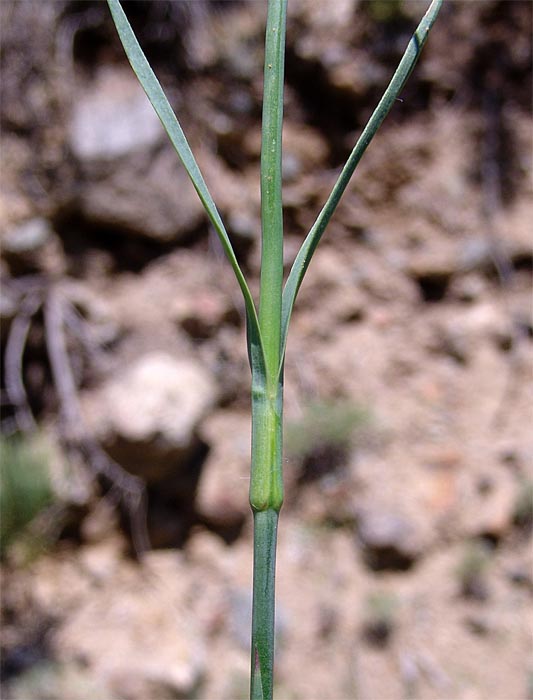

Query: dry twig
left=2, top=277, right=151, bottom=554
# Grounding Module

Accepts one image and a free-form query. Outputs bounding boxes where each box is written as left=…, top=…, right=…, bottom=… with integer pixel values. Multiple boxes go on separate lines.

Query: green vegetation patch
left=0, top=435, right=55, bottom=556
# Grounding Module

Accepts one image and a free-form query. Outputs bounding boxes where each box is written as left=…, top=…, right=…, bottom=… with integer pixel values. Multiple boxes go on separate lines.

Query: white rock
left=69, top=67, right=162, bottom=161
left=86, top=352, right=217, bottom=480
left=2, top=217, right=51, bottom=252
left=108, top=353, right=213, bottom=444
left=196, top=411, right=250, bottom=525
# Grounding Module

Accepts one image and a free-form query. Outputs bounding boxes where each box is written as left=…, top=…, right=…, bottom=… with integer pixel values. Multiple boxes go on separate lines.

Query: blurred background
left=1, top=1, right=532, bottom=698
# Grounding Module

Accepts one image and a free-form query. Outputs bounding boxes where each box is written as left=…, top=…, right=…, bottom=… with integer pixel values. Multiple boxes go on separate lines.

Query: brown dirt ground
left=1, top=1, right=532, bottom=699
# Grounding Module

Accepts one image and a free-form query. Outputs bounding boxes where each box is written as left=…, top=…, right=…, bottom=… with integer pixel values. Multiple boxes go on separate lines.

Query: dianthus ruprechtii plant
left=106, top=1, right=443, bottom=697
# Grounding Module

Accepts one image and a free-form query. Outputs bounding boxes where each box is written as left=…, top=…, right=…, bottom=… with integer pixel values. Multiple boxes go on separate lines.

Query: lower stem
left=251, top=508, right=279, bottom=700
left=249, top=381, right=283, bottom=700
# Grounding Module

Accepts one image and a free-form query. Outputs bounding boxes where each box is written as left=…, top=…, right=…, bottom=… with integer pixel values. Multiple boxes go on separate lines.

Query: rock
left=461, top=302, right=507, bottom=337
left=172, top=291, right=240, bottom=340
left=4, top=661, right=110, bottom=700
left=69, top=66, right=205, bottom=242
left=195, top=411, right=250, bottom=532
left=79, top=147, right=205, bottom=242
left=78, top=540, right=124, bottom=584
left=3, top=217, right=51, bottom=252
left=458, top=236, right=498, bottom=273
left=80, top=498, right=122, bottom=545
left=0, top=278, right=18, bottom=338
left=460, top=467, right=519, bottom=541
left=84, top=352, right=217, bottom=481
left=422, top=447, right=463, bottom=516
left=281, top=122, right=329, bottom=182
left=506, top=565, right=533, bottom=590
left=456, top=541, right=492, bottom=601
left=448, top=273, right=488, bottom=303
left=1, top=218, right=65, bottom=275
left=408, top=259, right=455, bottom=302
left=226, top=210, right=260, bottom=251
left=53, top=551, right=206, bottom=700
left=288, top=0, right=356, bottom=76
left=356, top=509, right=424, bottom=571
left=361, top=592, right=398, bottom=648
left=69, top=67, right=163, bottom=161
left=427, top=320, right=469, bottom=365
left=227, top=588, right=253, bottom=650
left=463, top=614, right=493, bottom=636
left=62, top=281, right=123, bottom=351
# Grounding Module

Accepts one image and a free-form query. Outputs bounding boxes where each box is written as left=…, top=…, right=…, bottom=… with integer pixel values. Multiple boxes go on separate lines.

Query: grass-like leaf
left=107, top=0, right=266, bottom=378
left=278, top=0, right=443, bottom=378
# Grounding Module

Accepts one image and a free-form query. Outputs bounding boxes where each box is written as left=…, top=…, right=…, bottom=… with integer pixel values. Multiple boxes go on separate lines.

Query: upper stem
left=259, top=0, right=287, bottom=383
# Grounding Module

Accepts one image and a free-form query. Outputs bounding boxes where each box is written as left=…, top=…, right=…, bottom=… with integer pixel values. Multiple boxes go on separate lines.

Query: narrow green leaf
left=278, top=0, right=443, bottom=378
left=107, top=0, right=266, bottom=377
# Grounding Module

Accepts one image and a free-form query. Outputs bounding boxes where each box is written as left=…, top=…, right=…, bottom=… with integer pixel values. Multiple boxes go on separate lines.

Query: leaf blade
left=278, top=0, right=443, bottom=378
left=107, top=0, right=266, bottom=376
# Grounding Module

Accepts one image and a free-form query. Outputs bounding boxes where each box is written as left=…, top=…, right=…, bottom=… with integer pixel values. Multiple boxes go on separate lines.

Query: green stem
left=251, top=509, right=279, bottom=700
left=259, top=0, right=287, bottom=381
left=250, top=384, right=283, bottom=514
left=250, top=2, right=287, bottom=696
left=249, top=382, right=283, bottom=700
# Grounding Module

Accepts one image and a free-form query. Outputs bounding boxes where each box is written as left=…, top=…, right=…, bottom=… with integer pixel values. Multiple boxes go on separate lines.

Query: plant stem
left=249, top=384, right=283, bottom=700
left=251, top=508, right=279, bottom=700
left=250, top=1, right=287, bottom=698
left=259, top=0, right=287, bottom=380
